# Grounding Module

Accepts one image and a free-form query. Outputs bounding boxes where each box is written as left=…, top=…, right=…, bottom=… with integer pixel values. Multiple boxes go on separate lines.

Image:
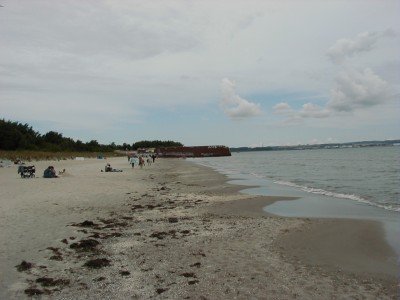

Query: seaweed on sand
left=15, top=260, right=33, bottom=272
left=83, top=258, right=111, bottom=269
left=70, top=239, right=100, bottom=251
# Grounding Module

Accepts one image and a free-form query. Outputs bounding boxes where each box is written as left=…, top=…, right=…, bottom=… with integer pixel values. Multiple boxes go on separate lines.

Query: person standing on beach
left=129, top=156, right=136, bottom=168
left=128, top=156, right=135, bottom=169
left=139, top=156, right=144, bottom=169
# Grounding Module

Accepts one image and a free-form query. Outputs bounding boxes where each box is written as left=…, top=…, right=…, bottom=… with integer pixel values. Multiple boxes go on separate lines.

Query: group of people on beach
left=128, top=154, right=156, bottom=169
left=102, top=154, right=157, bottom=173
left=17, top=164, right=60, bottom=178
left=15, top=154, right=158, bottom=178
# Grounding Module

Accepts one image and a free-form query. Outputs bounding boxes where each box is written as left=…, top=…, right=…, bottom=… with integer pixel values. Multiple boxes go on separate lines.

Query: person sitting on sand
left=105, top=163, right=113, bottom=172
left=104, top=163, right=123, bottom=172
left=43, top=166, right=58, bottom=178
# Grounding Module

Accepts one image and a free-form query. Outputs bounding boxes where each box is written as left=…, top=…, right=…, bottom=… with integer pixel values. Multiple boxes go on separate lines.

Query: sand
left=0, top=157, right=397, bottom=299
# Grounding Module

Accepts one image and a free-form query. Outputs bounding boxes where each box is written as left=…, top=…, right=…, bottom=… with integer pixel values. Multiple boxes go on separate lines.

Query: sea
left=189, top=146, right=400, bottom=254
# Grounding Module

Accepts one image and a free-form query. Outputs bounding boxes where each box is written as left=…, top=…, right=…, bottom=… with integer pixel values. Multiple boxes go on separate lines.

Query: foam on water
left=190, top=148, right=400, bottom=256
left=191, top=147, right=400, bottom=214
left=273, top=180, right=400, bottom=212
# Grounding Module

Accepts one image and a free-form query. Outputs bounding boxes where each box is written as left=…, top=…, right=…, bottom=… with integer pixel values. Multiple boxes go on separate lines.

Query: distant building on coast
left=137, top=148, right=155, bottom=154
left=156, top=145, right=231, bottom=158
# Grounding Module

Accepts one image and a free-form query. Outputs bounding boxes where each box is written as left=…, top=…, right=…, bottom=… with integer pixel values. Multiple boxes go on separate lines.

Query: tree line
left=0, top=119, right=182, bottom=152
left=132, top=140, right=183, bottom=149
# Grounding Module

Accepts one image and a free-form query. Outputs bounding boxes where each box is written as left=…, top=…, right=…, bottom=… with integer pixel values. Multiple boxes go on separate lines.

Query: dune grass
left=0, top=150, right=123, bottom=162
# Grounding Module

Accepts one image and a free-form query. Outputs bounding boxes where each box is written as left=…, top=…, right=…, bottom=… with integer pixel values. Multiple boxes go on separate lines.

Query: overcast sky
left=1, top=0, right=399, bottom=147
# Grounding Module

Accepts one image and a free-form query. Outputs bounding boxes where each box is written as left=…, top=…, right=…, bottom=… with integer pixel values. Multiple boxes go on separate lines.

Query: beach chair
left=18, top=165, right=36, bottom=178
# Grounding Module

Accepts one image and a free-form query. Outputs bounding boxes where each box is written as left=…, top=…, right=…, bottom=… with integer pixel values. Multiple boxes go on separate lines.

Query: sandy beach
left=0, top=157, right=397, bottom=299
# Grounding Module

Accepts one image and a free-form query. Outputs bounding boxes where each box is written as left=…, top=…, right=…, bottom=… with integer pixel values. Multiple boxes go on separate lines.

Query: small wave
left=273, top=180, right=400, bottom=213
left=249, top=172, right=264, bottom=179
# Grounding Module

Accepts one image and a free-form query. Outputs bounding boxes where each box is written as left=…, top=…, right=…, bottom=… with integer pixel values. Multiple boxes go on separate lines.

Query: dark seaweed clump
left=36, top=277, right=70, bottom=287
left=75, top=220, right=97, bottom=227
left=156, top=288, right=168, bottom=294
left=119, top=270, right=130, bottom=276
left=83, top=258, right=111, bottom=269
left=70, top=239, right=100, bottom=251
left=15, top=261, right=33, bottom=272
left=24, top=288, right=43, bottom=296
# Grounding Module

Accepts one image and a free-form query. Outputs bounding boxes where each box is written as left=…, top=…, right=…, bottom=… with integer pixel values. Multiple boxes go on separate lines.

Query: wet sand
left=0, top=157, right=397, bottom=299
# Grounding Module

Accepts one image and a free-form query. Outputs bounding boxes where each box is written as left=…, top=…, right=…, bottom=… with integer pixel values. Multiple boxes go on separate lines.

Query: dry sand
left=0, top=157, right=397, bottom=299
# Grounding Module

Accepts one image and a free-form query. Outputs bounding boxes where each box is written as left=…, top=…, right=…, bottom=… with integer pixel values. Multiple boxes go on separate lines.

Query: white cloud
left=273, top=102, right=293, bottom=115
left=273, top=68, right=391, bottom=122
left=274, top=26, right=396, bottom=124
left=220, top=78, right=262, bottom=120
left=299, top=103, right=331, bottom=118
left=273, top=101, right=330, bottom=121
left=328, top=68, right=392, bottom=112
left=327, top=29, right=395, bottom=64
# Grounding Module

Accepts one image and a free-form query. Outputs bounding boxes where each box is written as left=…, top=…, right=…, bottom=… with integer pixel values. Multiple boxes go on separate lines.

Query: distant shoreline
left=231, top=139, right=400, bottom=152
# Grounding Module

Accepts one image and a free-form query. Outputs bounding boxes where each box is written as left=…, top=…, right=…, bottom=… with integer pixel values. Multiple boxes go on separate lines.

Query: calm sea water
left=191, top=147, right=400, bottom=213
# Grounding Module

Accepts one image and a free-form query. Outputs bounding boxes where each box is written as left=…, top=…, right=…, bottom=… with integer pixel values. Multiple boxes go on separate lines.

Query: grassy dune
left=0, top=150, right=123, bottom=162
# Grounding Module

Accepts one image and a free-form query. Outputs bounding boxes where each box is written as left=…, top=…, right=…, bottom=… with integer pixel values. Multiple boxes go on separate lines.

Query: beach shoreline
left=0, top=157, right=397, bottom=299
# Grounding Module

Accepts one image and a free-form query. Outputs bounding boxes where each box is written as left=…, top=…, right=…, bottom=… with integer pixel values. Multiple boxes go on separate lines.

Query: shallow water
left=191, top=146, right=400, bottom=212
left=190, top=146, right=400, bottom=255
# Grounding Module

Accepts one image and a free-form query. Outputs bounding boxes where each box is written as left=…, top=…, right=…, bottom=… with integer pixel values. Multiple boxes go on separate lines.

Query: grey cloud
left=220, top=78, right=262, bottom=120
left=236, top=12, right=264, bottom=31
left=327, top=29, right=396, bottom=64
left=373, top=60, right=400, bottom=84
left=0, top=1, right=206, bottom=121
left=1, top=1, right=398, bottom=144
left=0, top=1, right=200, bottom=61
left=328, top=68, right=392, bottom=112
